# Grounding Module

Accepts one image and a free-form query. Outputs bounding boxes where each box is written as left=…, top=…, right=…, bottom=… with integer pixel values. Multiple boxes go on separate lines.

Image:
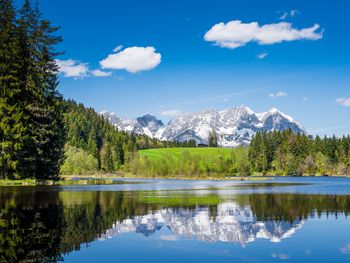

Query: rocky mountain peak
left=101, top=106, right=306, bottom=147
left=137, top=114, right=164, bottom=127
left=137, top=114, right=164, bottom=133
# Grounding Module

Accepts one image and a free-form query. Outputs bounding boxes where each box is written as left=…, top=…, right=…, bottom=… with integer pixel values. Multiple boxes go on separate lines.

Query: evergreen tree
left=0, top=0, right=64, bottom=179
left=100, top=142, right=114, bottom=173
left=16, top=0, right=64, bottom=179
left=87, top=126, right=99, bottom=159
left=208, top=129, right=218, bottom=147
left=0, top=0, right=25, bottom=178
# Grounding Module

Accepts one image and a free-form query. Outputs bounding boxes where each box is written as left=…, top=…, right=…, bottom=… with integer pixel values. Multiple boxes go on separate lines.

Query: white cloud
left=279, top=13, right=288, bottom=20
left=91, top=69, right=112, bottom=77
left=161, top=110, right=180, bottom=117
left=55, top=59, right=114, bottom=79
left=100, top=46, right=161, bottom=73
left=336, top=97, right=350, bottom=107
left=290, top=9, right=299, bottom=17
left=204, top=20, right=323, bottom=49
left=113, top=45, right=123, bottom=52
left=269, top=91, right=288, bottom=98
left=280, top=9, right=300, bottom=20
left=56, top=59, right=89, bottom=79
left=257, top=52, right=268, bottom=59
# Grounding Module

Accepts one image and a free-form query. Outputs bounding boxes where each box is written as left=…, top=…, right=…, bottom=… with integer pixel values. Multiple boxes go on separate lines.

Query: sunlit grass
left=139, top=147, right=235, bottom=160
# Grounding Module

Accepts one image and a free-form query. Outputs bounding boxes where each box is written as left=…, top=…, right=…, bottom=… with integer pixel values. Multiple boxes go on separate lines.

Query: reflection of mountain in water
left=100, top=202, right=304, bottom=245
left=1, top=189, right=350, bottom=262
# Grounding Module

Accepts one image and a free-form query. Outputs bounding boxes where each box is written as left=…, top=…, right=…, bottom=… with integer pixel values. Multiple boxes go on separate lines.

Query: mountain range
left=101, top=106, right=306, bottom=147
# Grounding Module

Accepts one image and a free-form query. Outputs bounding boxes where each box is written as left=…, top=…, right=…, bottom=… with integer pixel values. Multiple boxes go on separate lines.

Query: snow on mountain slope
left=101, top=106, right=306, bottom=147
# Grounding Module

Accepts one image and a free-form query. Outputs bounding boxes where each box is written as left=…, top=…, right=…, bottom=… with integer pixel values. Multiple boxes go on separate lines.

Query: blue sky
left=33, top=0, right=350, bottom=136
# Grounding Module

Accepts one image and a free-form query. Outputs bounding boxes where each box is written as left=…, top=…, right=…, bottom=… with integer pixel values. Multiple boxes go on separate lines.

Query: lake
left=1, top=177, right=350, bottom=262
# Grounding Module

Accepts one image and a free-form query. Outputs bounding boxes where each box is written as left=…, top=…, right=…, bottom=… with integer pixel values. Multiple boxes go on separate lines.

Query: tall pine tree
left=0, top=0, right=64, bottom=179
left=0, top=0, right=28, bottom=179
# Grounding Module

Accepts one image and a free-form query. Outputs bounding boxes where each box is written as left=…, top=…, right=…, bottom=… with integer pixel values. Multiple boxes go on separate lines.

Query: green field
left=129, top=147, right=250, bottom=178
left=139, top=147, right=236, bottom=160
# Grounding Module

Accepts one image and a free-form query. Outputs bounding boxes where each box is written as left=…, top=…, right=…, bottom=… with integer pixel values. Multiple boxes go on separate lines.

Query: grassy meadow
left=128, top=147, right=250, bottom=178
left=139, top=147, right=235, bottom=160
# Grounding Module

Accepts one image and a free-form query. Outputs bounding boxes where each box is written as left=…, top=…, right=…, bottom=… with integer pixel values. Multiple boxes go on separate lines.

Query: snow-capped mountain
left=101, top=106, right=305, bottom=147
left=100, top=111, right=165, bottom=138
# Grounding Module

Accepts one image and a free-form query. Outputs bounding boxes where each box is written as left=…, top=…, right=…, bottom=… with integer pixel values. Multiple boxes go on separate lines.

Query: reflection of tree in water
left=59, top=191, right=162, bottom=254
left=0, top=189, right=64, bottom=263
left=1, top=188, right=350, bottom=262
left=0, top=189, right=163, bottom=262
left=235, top=194, right=350, bottom=222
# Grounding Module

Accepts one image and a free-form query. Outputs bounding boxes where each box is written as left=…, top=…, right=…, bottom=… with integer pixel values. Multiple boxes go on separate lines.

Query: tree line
left=128, top=130, right=350, bottom=177
left=249, top=130, right=350, bottom=176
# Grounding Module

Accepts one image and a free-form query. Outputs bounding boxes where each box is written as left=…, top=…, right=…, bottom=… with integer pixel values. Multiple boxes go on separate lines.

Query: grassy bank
left=0, top=177, right=140, bottom=186
left=62, top=172, right=272, bottom=181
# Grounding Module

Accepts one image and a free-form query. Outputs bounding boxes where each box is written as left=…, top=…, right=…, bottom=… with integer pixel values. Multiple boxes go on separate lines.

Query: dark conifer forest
left=249, top=130, right=350, bottom=176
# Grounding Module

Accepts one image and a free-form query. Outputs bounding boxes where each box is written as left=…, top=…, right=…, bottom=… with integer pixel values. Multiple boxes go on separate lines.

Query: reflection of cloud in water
left=99, top=202, right=304, bottom=246
left=340, top=244, right=350, bottom=254
left=271, top=253, right=290, bottom=260
left=159, top=235, right=178, bottom=241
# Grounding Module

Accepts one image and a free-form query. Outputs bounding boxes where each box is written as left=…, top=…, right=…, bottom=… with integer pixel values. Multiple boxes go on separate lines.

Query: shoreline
left=62, top=174, right=273, bottom=181
left=1, top=172, right=349, bottom=186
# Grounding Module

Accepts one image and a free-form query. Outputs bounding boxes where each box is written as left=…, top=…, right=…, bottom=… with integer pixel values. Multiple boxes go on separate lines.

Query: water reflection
left=100, top=202, right=304, bottom=245
left=0, top=187, right=350, bottom=262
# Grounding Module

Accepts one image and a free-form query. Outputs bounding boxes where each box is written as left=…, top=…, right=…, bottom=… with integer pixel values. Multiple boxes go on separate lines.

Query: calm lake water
left=1, top=177, right=350, bottom=262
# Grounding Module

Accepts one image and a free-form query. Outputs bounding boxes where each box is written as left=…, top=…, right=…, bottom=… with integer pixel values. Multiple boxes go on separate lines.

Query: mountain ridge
left=101, top=106, right=306, bottom=147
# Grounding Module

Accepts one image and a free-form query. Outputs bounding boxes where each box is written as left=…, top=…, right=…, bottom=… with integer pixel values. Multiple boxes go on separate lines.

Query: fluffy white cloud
left=91, top=69, right=112, bottom=77
left=161, top=110, right=180, bottom=117
left=56, top=59, right=113, bottom=78
left=336, top=97, right=350, bottom=107
left=204, top=20, right=323, bottom=49
left=269, top=91, right=288, bottom=98
left=280, top=9, right=299, bottom=20
left=56, top=59, right=89, bottom=78
left=257, top=52, right=268, bottom=59
left=100, top=46, right=161, bottom=73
